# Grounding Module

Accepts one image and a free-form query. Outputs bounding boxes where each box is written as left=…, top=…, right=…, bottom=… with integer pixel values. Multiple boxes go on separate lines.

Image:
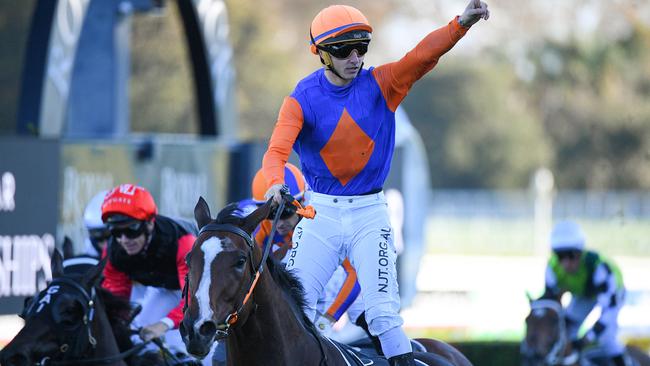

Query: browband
left=198, top=223, right=253, bottom=248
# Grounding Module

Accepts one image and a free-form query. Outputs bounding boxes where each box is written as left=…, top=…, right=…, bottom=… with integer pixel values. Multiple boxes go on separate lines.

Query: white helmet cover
left=83, top=190, right=109, bottom=230
left=550, top=220, right=586, bottom=251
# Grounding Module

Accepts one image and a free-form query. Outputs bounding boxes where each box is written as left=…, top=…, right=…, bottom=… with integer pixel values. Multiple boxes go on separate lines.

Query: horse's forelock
left=215, top=203, right=246, bottom=226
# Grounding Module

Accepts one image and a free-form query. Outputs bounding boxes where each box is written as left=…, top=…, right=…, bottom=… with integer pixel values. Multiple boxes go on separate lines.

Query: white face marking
left=196, top=237, right=224, bottom=325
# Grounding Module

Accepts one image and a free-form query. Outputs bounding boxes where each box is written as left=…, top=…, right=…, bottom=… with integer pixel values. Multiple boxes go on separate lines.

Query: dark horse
left=521, top=299, right=650, bottom=366
left=180, top=197, right=473, bottom=366
left=0, top=250, right=161, bottom=366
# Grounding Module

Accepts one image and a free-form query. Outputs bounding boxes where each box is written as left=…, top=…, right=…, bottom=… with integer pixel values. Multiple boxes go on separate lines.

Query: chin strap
left=311, top=29, right=360, bottom=81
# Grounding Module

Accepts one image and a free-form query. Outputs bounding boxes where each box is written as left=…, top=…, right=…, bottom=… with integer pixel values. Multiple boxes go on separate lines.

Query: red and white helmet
left=101, top=184, right=157, bottom=223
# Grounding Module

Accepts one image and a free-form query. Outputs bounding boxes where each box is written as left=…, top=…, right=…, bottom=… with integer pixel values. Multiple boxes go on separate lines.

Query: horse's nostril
left=199, top=321, right=217, bottom=337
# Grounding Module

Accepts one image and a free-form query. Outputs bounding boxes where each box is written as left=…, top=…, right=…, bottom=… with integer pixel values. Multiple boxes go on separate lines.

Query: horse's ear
left=194, top=196, right=212, bottom=230
left=51, top=249, right=64, bottom=278
left=84, top=257, right=108, bottom=288
left=242, top=199, right=273, bottom=234
left=62, top=236, right=74, bottom=260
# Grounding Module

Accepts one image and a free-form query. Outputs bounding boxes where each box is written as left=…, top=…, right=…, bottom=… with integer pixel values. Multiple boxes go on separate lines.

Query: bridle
left=182, top=198, right=287, bottom=339
left=21, top=276, right=150, bottom=366
left=521, top=300, right=580, bottom=366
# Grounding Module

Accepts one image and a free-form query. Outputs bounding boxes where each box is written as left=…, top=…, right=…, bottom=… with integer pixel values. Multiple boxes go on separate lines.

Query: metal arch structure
left=16, top=0, right=237, bottom=138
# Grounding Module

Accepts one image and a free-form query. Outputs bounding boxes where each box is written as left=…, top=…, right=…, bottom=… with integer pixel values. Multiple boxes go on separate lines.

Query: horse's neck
left=90, top=297, right=128, bottom=366
left=228, top=272, right=325, bottom=365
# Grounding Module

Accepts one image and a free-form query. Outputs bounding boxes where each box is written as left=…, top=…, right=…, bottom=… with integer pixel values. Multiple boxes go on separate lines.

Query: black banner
left=0, top=138, right=60, bottom=314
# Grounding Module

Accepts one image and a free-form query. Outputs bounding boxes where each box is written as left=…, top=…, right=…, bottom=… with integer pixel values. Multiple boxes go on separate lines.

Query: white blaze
left=197, top=237, right=224, bottom=324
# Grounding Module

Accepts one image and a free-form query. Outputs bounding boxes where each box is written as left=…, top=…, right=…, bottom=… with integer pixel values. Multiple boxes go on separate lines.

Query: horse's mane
left=213, top=204, right=320, bottom=336
left=265, top=258, right=320, bottom=335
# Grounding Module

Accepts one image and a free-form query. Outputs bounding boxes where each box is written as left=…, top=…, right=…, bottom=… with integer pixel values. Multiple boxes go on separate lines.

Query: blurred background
left=1, top=0, right=649, bottom=364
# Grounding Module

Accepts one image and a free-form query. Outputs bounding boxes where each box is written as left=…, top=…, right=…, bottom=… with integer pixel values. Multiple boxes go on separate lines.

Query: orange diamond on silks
left=320, top=108, right=375, bottom=186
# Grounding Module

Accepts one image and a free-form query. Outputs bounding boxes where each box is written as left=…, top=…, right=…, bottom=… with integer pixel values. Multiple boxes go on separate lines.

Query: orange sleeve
left=372, top=17, right=468, bottom=112
left=262, top=96, right=304, bottom=186
left=254, top=220, right=272, bottom=248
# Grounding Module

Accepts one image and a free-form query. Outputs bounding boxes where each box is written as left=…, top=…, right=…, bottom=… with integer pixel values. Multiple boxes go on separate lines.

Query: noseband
left=182, top=199, right=287, bottom=339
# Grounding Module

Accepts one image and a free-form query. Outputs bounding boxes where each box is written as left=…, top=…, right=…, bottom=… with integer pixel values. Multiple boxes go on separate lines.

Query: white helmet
left=550, top=220, right=585, bottom=251
left=83, top=190, right=109, bottom=230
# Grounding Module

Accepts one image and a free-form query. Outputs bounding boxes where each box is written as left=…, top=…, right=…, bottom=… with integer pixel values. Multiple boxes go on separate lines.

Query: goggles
left=88, top=228, right=111, bottom=242
left=270, top=203, right=298, bottom=220
left=322, top=41, right=369, bottom=59
left=554, top=249, right=581, bottom=261
left=109, top=221, right=147, bottom=239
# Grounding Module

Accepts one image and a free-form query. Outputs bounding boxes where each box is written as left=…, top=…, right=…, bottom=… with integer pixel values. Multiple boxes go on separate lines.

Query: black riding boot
left=355, top=311, right=384, bottom=355
left=388, top=352, right=416, bottom=366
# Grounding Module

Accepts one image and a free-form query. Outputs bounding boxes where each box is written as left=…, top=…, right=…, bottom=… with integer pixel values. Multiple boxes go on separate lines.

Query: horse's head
left=521, top=299, right=569, bottom=365
left=180, top=197, right=272, bottom=359
left=0, top=250, right=106, bottom=366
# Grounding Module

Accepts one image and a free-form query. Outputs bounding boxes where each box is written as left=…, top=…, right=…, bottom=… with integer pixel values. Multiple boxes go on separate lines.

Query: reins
left=43, top=340, right=152, bottom=366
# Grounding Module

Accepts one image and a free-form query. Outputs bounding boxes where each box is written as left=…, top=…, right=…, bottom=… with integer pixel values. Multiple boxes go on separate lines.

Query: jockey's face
left=277, top=214, right=300, bottom=236
left=556, top=250, right=581, bottom=274
left=111, top=220, right=154, bottom=255
left=88, top=227, right=111, bottom=252
left=323, top=48, right=364, bottom=85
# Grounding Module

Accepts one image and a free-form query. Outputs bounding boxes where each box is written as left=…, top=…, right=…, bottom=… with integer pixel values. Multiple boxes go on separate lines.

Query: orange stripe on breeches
left=326, top=258, right=361, bottom=321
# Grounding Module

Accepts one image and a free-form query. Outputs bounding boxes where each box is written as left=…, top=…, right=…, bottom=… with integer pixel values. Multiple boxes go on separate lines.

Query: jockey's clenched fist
left=459, top=0, right=489, bottom=27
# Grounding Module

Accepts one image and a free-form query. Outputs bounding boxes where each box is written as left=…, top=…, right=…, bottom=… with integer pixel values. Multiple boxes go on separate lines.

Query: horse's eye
left=235, top=256, right=246, bottom=268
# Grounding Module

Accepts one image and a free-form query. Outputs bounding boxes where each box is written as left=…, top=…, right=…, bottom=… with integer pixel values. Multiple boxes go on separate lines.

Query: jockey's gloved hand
left=269, top=188, right=297, bottom=219
left=140, top=321, right=170, bottom=342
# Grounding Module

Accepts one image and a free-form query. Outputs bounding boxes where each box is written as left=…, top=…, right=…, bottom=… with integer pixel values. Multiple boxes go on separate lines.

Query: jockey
left=100, top=184, right=204, bottom=363
left=541, top=220, right=627, bottom=366
left=262, top=2, right=488, bottom=365
left=83, top=190, right=110, bottom=258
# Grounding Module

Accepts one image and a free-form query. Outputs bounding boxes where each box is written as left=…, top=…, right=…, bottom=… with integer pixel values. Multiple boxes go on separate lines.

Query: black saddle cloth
left=331, top=337, right=452, bottom=366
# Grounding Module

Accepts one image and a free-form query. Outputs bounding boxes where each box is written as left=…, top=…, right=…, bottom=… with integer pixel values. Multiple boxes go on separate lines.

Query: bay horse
left=0, top=250, right=161, bottom=366
left=521, top=299, right=650, bottom=366
left=180, top=197, right=473, bottom=366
